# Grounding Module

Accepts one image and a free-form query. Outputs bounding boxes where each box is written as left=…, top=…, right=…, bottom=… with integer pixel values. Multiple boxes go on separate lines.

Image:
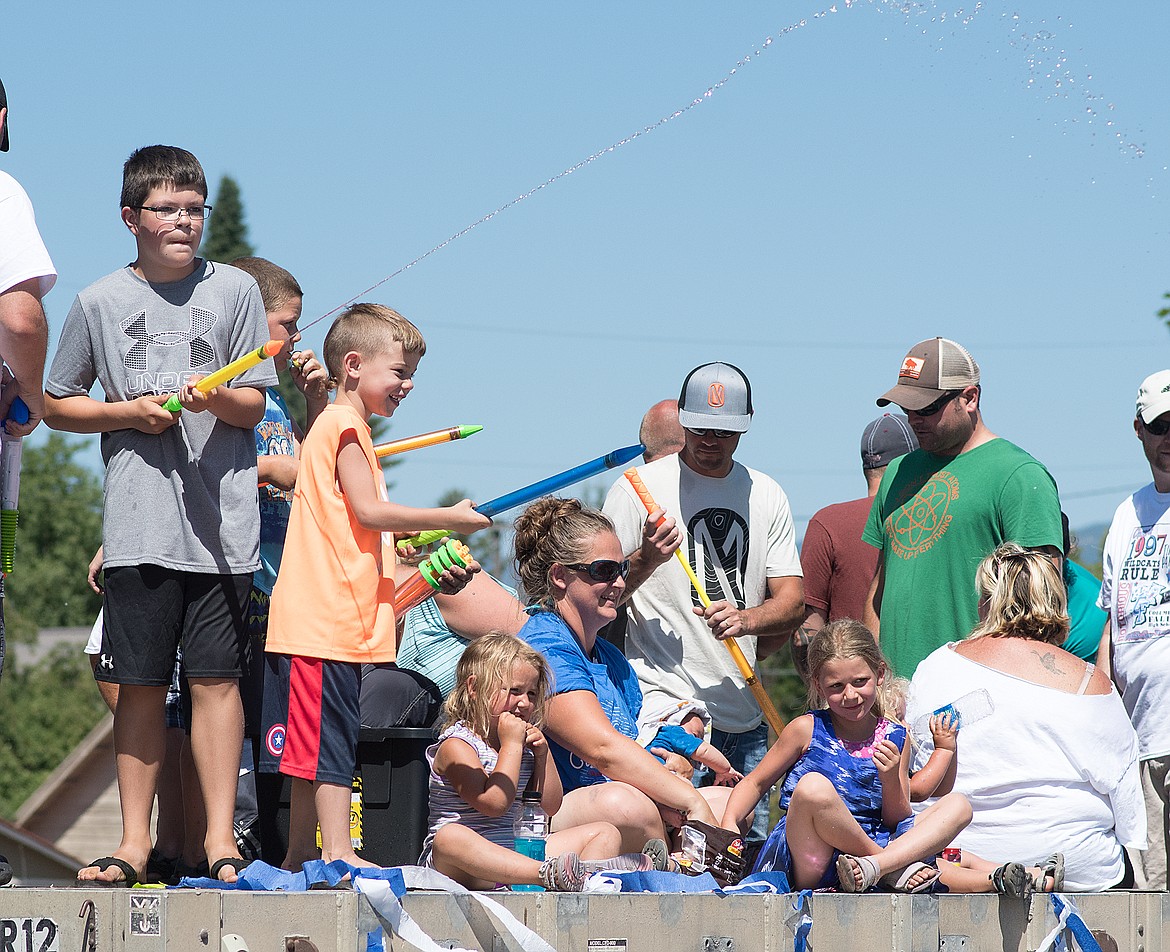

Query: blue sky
left=4, top=1, right=1168, bottom=543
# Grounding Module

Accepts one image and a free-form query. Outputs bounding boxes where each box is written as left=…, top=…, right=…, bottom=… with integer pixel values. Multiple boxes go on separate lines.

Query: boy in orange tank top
left=263, top=303, right=490, bottom=871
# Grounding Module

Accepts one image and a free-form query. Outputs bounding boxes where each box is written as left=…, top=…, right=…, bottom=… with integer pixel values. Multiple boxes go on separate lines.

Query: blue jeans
left=693, top=721, right=770, bottom=844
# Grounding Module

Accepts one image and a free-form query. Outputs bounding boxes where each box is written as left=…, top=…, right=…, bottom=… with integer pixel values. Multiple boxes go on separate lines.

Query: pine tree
left=201, top=175, right=255, bottom=263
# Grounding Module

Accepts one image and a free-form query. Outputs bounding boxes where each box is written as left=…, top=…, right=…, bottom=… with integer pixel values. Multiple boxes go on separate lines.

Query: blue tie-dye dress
left=751, top=709, right=914, bottom=886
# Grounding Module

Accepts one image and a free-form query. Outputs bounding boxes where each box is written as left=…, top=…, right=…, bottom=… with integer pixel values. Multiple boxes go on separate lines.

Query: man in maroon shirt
left=792, top=414, right=917, bottom=680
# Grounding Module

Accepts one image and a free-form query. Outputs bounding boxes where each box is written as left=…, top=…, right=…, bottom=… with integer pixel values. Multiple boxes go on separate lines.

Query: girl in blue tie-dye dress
left=721, top=620, right=971, bottom=892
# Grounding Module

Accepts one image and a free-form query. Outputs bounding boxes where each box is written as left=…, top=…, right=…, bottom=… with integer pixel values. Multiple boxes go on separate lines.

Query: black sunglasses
left=902, top=390, right=961, bottom=418
left=563, top=559, right=631, bottom=583
left=1144, top=417, right=1170, bottom=437
left=684, top=426, right=737, bottom=439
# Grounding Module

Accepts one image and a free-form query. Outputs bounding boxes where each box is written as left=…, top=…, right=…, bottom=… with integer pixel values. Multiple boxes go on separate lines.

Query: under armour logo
left=707, top=383, right=725, bottom=407
left=121, top=307, right=218, bottom=373
left=99, top=653, right=114, bottom=671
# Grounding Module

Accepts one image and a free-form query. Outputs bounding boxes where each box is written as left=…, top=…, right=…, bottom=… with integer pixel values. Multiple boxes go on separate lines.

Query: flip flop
left=209, top=857, right=249, bottom=883
left=882, top=861, right=940, bottom=894
left=835, top=853, right=881, bottom=892
left=78, top=856, right=140, bottom=888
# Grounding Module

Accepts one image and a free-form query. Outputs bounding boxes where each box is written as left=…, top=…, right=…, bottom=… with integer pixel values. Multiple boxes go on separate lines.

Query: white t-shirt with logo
left=1099, top=482, right=1170, bottom=760
left=603, top=453, right=801, bottom=734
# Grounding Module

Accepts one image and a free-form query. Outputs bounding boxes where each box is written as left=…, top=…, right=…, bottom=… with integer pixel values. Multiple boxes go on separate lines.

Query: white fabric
left=358, top=867, right=555, bottom=952
left=0, top=171, right=56, bottom=298
left=1098, top=483, right=1170, bottom=760
left=907, top=644, right=1145, bottom=892
left=84, top=610, right=102, bottom=655
left=604, top=453, right=801, bottom=734
left=635, top=694, right=711, bottom=748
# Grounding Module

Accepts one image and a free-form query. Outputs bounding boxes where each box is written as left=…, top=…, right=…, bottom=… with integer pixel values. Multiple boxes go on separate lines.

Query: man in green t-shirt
left=861, top=337, right=1062, bottom=677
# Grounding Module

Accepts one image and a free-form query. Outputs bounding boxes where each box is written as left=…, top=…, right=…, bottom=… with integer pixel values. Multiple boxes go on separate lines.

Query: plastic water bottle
left=912, top=688, right=995, bottom=739
left=512, top=791, right=548, bottom=891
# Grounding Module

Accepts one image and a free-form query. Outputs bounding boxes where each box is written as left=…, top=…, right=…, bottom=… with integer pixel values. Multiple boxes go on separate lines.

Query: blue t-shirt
left=521, top=610, right=643, bottom=792
left=254, top=388, right=295, bottom=594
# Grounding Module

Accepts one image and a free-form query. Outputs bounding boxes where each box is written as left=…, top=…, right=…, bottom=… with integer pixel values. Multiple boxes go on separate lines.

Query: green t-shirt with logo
left=862, top=438, right=1062, bottom=677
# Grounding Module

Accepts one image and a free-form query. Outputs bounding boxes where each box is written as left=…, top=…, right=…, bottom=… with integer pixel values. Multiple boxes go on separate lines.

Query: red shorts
left=260, top=653, right=360, bottom=786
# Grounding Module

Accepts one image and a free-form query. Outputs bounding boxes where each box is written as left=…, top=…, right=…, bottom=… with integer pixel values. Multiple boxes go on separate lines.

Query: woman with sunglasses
left=515, top=497, right=723, bottom=852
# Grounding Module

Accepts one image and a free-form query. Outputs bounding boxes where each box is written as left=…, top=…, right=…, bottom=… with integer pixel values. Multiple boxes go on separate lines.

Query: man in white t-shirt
left=603, top=362, right=803, bottom=842
left=0, top=78, right=54, bottom=435
left=0, top=75, right=55, bottom=887
left=1098, top=369, right=1170, bottom=890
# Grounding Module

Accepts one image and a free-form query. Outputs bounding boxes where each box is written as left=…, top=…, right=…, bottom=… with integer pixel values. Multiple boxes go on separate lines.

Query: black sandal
left=77, top=856, right=140, bottom=888
left=209, top=857, right=249, bottom=882
left=989, top=862, right=1029, bottom=898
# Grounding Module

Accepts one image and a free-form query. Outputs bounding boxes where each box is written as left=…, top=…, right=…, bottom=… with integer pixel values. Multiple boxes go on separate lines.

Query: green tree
left=201, top=175, right=255, bottom=263
left=4, top=433, right=104, bottom=640
left=0, top=645, right=109, bottom=816
left=0, top=436, right=121, bottom=817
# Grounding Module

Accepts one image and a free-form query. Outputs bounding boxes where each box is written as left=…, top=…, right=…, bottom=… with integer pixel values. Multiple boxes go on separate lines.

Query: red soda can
left=942, top=847, right=962, bottom=864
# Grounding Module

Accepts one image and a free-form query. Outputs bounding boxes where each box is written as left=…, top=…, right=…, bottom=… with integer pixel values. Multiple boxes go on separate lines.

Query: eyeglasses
left=136, top=204, right=213, bottom=222
left=563, top=559, right=631, bottom=583
left=1144, top=417, right=1170, bottom=437
left=684, top=426, right=737, bottom=439
left=901, top=390, right=961, bottom=418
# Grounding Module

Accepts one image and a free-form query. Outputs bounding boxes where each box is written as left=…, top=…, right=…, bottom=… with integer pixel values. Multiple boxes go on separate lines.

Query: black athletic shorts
left=99, top=565, right=253, bottom=685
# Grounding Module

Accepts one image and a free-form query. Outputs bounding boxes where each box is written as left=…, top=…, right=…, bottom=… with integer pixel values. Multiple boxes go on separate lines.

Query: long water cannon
left=394, top=539, right=472, bottom=616
left=1, top=397, right=30, bottom=575
left=163, top=340, right=283, bottom=412
left=374, top=425, right=483, bottom=459
left=474, top=444, right=644, bottom=520
left=623, top=468, right=785, bottom=736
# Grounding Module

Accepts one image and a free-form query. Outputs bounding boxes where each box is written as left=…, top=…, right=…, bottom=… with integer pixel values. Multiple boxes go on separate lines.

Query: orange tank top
left=267, top=403, right=396, bottom=662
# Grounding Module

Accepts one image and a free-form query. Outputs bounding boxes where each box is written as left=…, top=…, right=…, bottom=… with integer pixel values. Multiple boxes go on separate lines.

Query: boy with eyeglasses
left=45, top=145, right=276, bottom=885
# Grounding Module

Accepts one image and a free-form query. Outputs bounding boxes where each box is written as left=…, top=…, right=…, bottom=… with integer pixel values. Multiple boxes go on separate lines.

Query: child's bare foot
left=281, top=849, right=321, bottom=873
left=322, top=850, right=379, bottom=872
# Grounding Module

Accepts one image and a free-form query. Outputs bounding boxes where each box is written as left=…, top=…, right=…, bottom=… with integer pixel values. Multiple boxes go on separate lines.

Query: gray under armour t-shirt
left=47, top=260, right=277, bottom=573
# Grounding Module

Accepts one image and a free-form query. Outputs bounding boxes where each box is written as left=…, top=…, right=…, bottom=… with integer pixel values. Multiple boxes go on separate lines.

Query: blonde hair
left=322, top=303, right=426, bottom=389
left=969, top=542, right=1069, bottom=645
left=512, top=496, right=615, bottom=610
left=806, top=619, right=904, bottom=722
left=442, top=633, right=551, bottom=741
